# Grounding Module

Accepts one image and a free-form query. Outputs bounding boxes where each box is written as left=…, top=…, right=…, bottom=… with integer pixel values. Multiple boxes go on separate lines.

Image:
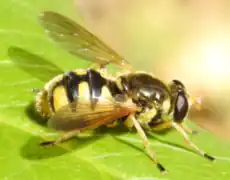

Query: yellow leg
left=129, top=115, right=168, bottom=174
left=172, top=122, right=215, bottom=161
left=123, top=116, right=134, bottom=130
left=106, top=121, right=118, bottom=128
left=150, top=121, right=172, bottom=132
left=40, top=130, right=80, bottom=146
left=180, top=123, right=198, bottom=135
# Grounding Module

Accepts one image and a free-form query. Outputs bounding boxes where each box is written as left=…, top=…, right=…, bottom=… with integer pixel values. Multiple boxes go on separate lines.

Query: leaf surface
left=0, top=1, right=230, bottom=180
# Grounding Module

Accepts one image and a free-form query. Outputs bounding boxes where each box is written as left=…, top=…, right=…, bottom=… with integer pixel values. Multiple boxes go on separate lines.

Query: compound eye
left=173, top=92, right=189, bottom=123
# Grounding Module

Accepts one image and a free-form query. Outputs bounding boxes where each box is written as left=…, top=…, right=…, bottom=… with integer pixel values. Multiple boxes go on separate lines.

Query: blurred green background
left=0, top=0, right=230, bottom=180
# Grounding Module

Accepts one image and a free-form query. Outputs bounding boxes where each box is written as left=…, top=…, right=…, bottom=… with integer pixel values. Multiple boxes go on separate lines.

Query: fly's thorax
left=115, top=72, right=173, bottom=129
left=116, top=72, right=171, bottom=108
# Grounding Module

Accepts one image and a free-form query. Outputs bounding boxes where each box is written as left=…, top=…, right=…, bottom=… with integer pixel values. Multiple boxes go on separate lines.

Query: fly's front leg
left=180, top=123, right=199, bottom=135
left=150, top=121, right=172, bottom=132
left=129, top=115, right=168, bottom=174
left=40, top=130, right=80, bottom=146
left=172, top=122, right=215, bottom=161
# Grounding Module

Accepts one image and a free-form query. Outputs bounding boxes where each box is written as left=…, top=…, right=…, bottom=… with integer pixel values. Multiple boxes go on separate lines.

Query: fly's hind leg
left=172, top=122, right=215, bottom=161
left=40, top=130, right=80, bottom=146
left=129, top=115, right=168, bottom=174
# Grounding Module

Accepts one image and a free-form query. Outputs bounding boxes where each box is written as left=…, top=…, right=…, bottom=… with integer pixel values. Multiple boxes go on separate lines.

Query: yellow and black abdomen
left=36, top=69, right=121, bottom=118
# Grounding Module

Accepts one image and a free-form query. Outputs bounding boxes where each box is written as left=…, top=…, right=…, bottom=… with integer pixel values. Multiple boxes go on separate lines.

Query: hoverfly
left=9, top=11, right=216, bottom=174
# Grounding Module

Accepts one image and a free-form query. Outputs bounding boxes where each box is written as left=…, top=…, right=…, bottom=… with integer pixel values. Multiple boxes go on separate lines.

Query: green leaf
left=0, top=1, right=230, bottom=180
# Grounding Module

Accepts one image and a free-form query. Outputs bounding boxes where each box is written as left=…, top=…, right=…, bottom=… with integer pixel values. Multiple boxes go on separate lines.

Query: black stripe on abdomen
left=62, top=69, right=107, bottom=108
left=87, top=69, right=106, bottom=108
left=49, top=72, right=86, bottom=113
left=62, top=71, right=83, bottom=103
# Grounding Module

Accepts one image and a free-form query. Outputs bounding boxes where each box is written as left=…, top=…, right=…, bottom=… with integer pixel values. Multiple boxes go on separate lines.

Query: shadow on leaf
left=148, top=133, right=197, bottom=155
left=21, top=136, right=68, bottom=160
left=25, top=101, right=48, bottom=127
left=21, top=132, right=104, bottom=160
left=8, top=46, right=63, bottom=82
left=114, top=132, right=200, bottom=159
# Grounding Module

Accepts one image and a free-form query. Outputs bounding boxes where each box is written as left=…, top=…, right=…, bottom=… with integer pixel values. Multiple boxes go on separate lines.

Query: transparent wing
left=8, top=46, right=63, bottom=82
left=39, top=11, right=132, bottom=70
left=48, top=96, right=137, bottom=131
